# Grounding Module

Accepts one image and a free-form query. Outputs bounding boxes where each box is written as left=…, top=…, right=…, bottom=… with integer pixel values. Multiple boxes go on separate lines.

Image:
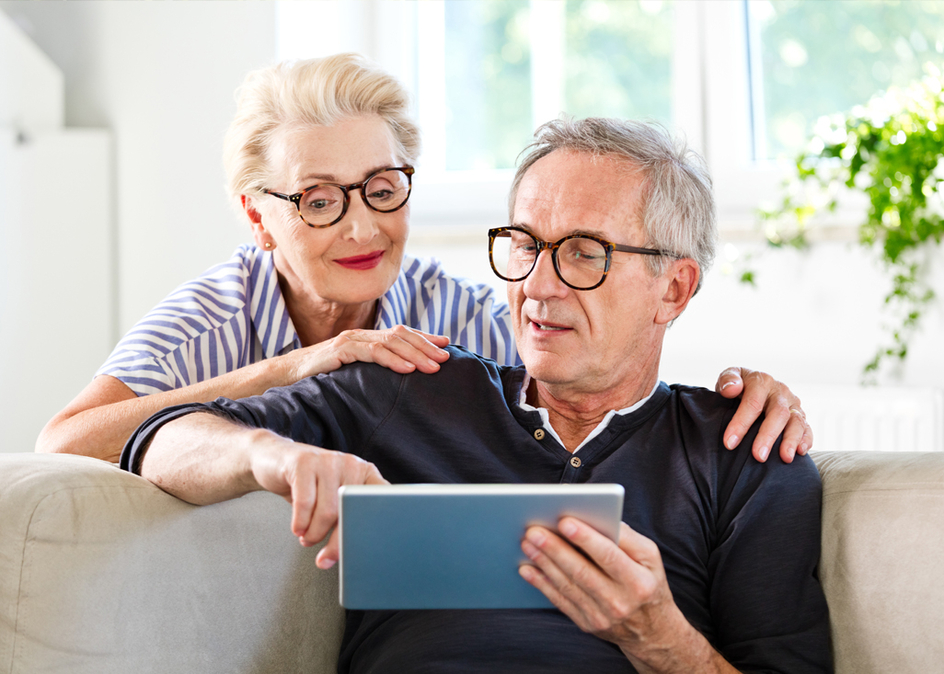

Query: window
left=276, top=0, right=944, bottom=231
left=436, top=0, right=673, bottom=172
left=748, top=0, right=944, bottom=161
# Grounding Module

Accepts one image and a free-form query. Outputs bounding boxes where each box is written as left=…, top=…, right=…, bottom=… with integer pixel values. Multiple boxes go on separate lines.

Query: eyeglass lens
left=491, top=230, right=608, bottom=289
left=299, top=169, right=411, bottom=226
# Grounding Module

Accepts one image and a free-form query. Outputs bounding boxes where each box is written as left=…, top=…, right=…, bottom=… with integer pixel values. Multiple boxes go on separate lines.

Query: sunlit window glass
left=749, top=0, right=944, bottom=160
left=563, top=0, right=672, bottom=121
left=445, top=1, right=533, bottom=171
left=442, top=0, right=673, bottom=171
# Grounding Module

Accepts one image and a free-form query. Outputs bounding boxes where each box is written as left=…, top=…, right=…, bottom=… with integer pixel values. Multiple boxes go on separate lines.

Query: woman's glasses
left=265, top=166, right=414, bottom=228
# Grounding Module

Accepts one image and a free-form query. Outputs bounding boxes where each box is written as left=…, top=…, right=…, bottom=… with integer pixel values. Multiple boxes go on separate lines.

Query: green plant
left=758, top=63, right=944, bottom=383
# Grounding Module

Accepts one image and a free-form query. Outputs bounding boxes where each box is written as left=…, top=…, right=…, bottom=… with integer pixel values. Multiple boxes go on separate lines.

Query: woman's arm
left=36, top=326, right=450, bottom=462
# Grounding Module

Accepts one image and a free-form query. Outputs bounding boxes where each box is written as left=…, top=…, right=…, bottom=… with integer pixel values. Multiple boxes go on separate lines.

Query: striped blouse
left=97, top=244, right=521, bottom=396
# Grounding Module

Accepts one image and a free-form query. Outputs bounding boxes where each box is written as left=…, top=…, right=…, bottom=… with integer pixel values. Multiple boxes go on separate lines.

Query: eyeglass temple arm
left=612, top=243, right=680, bottom=258
left=264, top=190, right=294, bottom=202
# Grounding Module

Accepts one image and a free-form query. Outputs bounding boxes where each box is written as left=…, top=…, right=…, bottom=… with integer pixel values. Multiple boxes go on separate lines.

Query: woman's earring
left=264, top=242, right=273, bottom=250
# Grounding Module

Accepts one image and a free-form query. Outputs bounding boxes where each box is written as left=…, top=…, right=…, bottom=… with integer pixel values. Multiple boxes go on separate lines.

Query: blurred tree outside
left=563, top=0, right=672, bottom=122
left=753, top=0, right=944, bottom=160
left=445, top=0, right=533, bottom=171
left=443, top=0, right=672, bottom=171
left=755, top=0, right=944, bottom=381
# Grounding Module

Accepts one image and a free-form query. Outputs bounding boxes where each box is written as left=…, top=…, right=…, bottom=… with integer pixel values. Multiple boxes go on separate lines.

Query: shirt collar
left=249, top=246, right=300, bottom=358
left=374, top=255, right=427, bottom=329
left=516, top=374, right=660, bottom=454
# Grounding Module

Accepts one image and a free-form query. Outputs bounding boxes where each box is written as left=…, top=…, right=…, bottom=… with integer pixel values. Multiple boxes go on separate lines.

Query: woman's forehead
left=269, top=116, right=400, bottom=185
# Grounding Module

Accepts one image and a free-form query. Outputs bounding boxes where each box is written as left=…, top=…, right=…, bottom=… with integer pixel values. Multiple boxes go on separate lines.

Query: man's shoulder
left=665, top=383, right=739, bottom=425
left=332, top=344, right=512, bottom=400
left=663, top=382, right=820, bottom=480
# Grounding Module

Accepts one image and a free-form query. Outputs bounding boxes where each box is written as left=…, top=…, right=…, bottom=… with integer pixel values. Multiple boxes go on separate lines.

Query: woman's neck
left=277, top=273, right=377, bottom=347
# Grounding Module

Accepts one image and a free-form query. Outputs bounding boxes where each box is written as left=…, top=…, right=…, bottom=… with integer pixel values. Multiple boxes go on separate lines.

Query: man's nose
left=522, top=249, right=568, bottom=300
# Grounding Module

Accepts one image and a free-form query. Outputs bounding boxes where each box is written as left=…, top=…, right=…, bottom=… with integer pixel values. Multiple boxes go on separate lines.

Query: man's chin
left=521, top=352, right=576, bottom=386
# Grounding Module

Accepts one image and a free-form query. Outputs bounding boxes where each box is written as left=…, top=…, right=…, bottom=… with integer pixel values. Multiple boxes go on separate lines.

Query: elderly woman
left=37, top=54, right=810, bottom=464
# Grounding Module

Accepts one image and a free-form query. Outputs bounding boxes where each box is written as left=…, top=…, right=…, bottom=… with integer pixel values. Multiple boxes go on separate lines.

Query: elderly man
left=122, top=118, right=831, bottom=673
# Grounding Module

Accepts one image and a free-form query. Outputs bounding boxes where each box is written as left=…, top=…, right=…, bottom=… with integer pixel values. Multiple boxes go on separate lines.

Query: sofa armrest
left=813, top=451, right=944, bottom=674
left=0, top=453, right=344, bottom=674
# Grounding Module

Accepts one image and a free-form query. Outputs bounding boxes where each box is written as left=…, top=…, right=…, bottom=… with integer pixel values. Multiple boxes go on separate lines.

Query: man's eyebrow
left=511, top=222, right=536, bottom=234
left=510, top=224, right=613, bottom=240
left=570, top=228, right=611, bottom=239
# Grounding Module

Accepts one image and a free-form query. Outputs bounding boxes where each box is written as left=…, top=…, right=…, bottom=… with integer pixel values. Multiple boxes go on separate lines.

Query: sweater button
left=534, top=428, right=546, bottom=441
left=570, top=456, right=581, bottom=468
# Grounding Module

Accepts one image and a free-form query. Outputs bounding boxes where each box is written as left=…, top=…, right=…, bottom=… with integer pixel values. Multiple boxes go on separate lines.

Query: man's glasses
left=488, top=226, right=678, bottom=291
left=264, top=166, right=414, bottom=228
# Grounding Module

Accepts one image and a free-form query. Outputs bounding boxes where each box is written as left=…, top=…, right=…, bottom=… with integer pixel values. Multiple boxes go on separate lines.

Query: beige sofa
left=2, top=451, right=943, bottom=674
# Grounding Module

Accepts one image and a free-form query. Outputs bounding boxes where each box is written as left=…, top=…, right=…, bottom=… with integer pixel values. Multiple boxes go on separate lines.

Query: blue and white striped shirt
left=97, top=244, right=520, bottom=396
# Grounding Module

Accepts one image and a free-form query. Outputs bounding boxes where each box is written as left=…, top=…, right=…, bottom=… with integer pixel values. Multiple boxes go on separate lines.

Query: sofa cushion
left=814, top=451, right=944, bottom=674
left=0, top=453, right=344, bottom=674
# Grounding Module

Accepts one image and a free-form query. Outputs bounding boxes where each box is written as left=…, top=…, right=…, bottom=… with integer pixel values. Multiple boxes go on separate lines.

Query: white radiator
left=800, top=387, right=944, bottom=453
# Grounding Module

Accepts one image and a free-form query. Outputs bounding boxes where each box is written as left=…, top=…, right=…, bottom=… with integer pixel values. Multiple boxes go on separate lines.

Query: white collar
left=517, top=375, right=659, bottom=454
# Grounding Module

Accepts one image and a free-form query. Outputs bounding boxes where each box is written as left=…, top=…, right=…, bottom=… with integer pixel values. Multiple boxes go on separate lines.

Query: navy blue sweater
left=122, top=346, right=831, bottom=674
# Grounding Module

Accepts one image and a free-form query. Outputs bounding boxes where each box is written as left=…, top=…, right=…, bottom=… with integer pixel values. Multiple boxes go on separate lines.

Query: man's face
left=508, top=150, right=673, bottom=399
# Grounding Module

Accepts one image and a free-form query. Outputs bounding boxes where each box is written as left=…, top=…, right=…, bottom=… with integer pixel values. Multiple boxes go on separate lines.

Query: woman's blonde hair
left=222, top=53, right=421, bottom=203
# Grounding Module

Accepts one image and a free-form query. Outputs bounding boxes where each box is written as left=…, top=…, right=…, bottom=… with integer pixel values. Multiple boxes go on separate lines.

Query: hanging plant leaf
left=756, top=63, right=944, bottom=383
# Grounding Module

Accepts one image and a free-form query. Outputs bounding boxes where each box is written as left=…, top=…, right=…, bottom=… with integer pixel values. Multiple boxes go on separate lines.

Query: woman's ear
left=655, top=258, right=700, bottom=325
left=241, top=195, right=275, bottom=250
left=241, top=194, right=263, bottom=225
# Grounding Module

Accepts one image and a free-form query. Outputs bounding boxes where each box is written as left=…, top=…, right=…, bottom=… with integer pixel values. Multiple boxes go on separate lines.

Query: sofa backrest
left=813, top=451, right=944, bottom=674
left=2, top=451, right=943, bottom=674
left=0, top=454, right=344, bottom=674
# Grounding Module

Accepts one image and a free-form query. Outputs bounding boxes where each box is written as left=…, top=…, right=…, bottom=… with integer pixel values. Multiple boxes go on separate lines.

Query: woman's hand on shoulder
left=291, top=326, right=451, bottom=380
left=714, top=367, right=813, bottom=464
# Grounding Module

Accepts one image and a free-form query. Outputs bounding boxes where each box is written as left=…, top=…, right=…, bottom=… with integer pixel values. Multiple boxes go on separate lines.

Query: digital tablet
left=338, top=483, right=625, bottom=610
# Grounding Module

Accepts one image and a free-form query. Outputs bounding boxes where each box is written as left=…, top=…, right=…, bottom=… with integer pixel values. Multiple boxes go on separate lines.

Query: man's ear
left=655, top=258, right=699, bottom=325
left=241, top=195, right=274, bottom=250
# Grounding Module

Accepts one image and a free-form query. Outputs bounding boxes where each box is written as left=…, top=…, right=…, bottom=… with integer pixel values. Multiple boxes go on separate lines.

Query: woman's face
left=249, top=115, right=410, bottom=308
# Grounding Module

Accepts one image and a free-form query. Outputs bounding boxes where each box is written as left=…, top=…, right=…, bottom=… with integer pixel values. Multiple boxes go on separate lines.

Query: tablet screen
left=338, top=483, right=625, bottom=609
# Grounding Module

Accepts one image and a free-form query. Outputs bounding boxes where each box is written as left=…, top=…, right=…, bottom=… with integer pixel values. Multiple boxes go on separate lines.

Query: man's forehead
left=514, top=151, right=646, bottom=236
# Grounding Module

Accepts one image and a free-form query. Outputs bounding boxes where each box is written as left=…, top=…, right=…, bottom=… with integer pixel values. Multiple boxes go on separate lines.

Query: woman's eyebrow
left=295, top=173, right=336, bottom=187
left=296, top=165, right=395, bottom=188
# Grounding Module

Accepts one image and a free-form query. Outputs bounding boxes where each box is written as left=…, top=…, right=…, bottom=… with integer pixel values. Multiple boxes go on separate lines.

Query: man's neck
left=527, top=371, right=659, bottom=453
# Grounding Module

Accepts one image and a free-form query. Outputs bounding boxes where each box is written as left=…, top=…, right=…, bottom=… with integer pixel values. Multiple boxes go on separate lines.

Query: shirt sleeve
left=120, top=361, right=406, bottom=475
left=710, top=449, right=833, bottom=673
left=97, top=245, right=267, bottom=396
left=429, top=266, right=520, bottom=367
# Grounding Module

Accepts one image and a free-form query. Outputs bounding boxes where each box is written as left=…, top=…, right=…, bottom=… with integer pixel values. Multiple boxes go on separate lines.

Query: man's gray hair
left=509, top=118, right=717, bottom=292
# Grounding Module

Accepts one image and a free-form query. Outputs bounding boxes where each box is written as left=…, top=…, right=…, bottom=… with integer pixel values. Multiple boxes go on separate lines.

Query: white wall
left=0, top=0, right=275, bottom=338
left=0, top=8, right=112, bottom=454
left=408, top=232, right=944, bottom=393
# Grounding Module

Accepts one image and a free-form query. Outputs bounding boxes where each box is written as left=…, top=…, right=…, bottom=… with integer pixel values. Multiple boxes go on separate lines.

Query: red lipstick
left=334, top=251, right=385, bottom=270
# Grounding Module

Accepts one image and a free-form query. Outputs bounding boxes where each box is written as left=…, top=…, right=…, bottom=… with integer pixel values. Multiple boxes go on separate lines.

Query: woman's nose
left=342, top=191, right=379, bottom=244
